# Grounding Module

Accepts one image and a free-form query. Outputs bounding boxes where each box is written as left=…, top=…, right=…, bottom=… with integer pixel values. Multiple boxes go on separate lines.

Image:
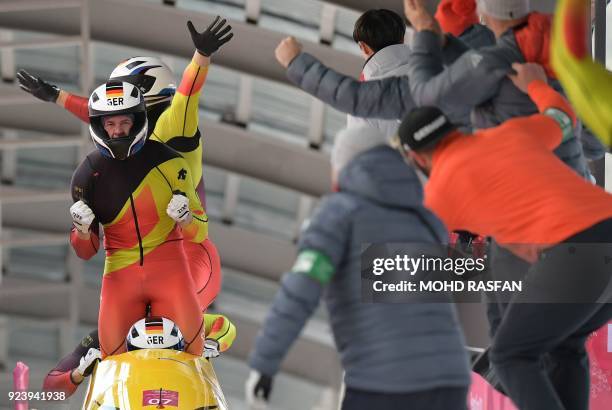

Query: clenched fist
left=275, top=37, right=303, bottom=69
left=70, top=200, right=95, bottom=234
left=166, top=194, right=192, bottom=225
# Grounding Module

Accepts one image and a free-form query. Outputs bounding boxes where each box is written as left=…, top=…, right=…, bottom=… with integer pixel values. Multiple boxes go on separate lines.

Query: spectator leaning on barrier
left=245, top=125, right=470, bottom=410
left=394, top=62, right=612, bottom=410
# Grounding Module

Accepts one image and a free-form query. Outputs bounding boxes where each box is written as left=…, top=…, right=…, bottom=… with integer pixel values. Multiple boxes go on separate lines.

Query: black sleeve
left=70, top=157, right=96, bottom=203
left=52, top=330, right=99, bottom=373
left=70, top=157, right=100, bottom=237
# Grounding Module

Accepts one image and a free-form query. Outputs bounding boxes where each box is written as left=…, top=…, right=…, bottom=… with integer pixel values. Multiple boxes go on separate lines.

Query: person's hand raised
left=275, top=37, right=303, bottom=69
left=404, top=0, right=441, bottom=34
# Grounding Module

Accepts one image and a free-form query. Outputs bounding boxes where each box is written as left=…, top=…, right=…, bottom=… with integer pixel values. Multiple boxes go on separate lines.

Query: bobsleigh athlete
left=17, top=17, right=232, bottom=310
left=43, top=314, right=236, bottom=396
left=69, top=80, right=206, bottom=358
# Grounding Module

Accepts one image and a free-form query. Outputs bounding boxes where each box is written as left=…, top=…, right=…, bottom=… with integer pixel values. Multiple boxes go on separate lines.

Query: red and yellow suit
left=65, top=57, right=221, bottom=311
left=70, top=140, right=207, bottom=358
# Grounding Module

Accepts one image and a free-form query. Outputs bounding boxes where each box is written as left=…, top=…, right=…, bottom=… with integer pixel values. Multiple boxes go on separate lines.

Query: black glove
left=246, top=370, right=273, bottom=406
left=16, top=69, right=60, bottom=102
left=253, top=373, right=272, bottom=401
left=187, top=16, right=233, bottom=57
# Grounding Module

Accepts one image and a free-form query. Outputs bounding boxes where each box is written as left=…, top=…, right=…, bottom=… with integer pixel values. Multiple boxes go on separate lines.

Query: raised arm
left=288, top=52, right=413, bottom=120
left=276, top=36, right=414, bottom=120
left=17, top=70, right=90, bottom=123
left=151, top=52, right=209, bottom=141
left=59, top=92, right=89, bottom=123
left=403, top=0, right=511, bottom=125
left=435, top=0, right=495, bottom=51
left=277, top=21, right=486, bottom=123
left=152, top=17, right=233, bottom=142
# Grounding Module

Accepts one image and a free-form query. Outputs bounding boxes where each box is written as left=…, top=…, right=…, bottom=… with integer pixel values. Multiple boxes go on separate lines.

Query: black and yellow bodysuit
left=70, top=140, right=207, bottom=357
left=66, top=57, right=221, bottom=311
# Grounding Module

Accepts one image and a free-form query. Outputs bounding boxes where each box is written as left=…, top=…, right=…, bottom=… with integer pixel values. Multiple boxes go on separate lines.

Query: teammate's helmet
left=88, top=81, right=148, bottom=160
left=109, top=56, right=176, bottom=108
left=126, top=317, right=185, bottom=352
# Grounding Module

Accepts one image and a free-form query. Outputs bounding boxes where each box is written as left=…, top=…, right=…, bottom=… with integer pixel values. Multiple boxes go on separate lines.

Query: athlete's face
left=103, top=115, right=134, bottom=138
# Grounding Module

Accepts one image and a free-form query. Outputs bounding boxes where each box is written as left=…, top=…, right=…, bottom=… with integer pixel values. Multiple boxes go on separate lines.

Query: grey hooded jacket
left=248, top=146, right=471, bottom=394
left=286, top=24, right=494, bottom=128
left=287, top=33, right=475, bottom=131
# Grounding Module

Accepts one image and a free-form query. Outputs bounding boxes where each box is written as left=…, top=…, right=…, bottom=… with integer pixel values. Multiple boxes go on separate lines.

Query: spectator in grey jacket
left=347, top=9, right=411, bottom=138
left=275, top=0, right=599, bottom=177
left=403, top=0, right=592, bottom=177
left=274, top=3, right=494, bottom=131
left=245, top=126, right=471, bottom=410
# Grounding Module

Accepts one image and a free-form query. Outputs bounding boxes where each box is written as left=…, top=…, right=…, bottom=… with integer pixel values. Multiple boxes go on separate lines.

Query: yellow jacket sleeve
left=552, top=0, right=612, bottom=146
left=204, top=313, right=237, bottom=353
left=152, top=58, right=209, bottom=142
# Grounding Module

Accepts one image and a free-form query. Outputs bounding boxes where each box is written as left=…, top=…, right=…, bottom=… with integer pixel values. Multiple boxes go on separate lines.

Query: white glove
left=166, top=194, right=191, bottom=224
left=76, top=348, right=101, bottom=377
left=203, top=338, right=220, bottom=359
left=245, top=369, right=272, bottom=410
left=70, top=200, right=95, bottom=234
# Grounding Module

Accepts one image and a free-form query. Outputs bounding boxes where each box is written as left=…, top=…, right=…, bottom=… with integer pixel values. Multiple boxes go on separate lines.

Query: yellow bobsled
left=82, top=349, right=227, bottom=410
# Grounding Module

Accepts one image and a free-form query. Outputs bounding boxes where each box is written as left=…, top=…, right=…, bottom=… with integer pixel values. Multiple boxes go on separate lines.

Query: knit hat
left=477, top=0, right=530, bottom=20
left=331, top=126, right=388, bottom=173
left=436, top=0, right=479, bottom=37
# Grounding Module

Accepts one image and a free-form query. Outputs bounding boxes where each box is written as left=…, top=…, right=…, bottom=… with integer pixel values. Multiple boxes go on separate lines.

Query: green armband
left=544, top=107, right=573, bottom=142
left=291, top=249, right=335, bottom=284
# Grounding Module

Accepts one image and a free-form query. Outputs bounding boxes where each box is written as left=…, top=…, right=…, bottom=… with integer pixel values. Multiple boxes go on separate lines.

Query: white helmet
left=88, top=81, right=148, bottom=160
left=126, top=317, right=185, bottom=352
left=109, top=56, right=176, bottom=108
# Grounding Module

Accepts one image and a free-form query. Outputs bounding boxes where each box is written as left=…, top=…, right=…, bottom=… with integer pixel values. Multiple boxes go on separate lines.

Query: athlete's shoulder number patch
left=73, top=185, right=84, bottom=199
left=292, top=249, right=335, bottom=284
left=81, top=334, right=94, bottom=348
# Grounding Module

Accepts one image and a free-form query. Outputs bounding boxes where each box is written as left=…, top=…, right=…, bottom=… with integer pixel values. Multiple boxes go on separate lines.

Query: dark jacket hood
left=338, top=146, right=423, bottom=209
